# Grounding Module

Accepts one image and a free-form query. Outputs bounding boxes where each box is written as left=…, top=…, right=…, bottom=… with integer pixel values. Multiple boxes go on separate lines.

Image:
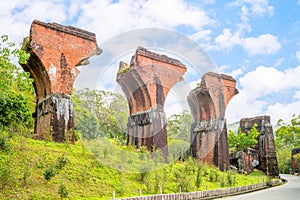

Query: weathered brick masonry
left=290, top=148, right=300, bottom=173
left=240, top=116, right=279, bottom=177
left=230, top=148, right=259, bottom=174
left=188, top=72, right=238, bottom=171
left=117, top=47, right=186, bottom=159
left=21, top=20, right=100, bottom=142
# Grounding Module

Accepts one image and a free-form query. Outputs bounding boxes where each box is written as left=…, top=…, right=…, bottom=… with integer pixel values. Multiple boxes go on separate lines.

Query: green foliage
left=0, top=132, right=269, bottom=199
left=0, top=34, right=34, bottom=132
left=56, top=154, right=70, bottom=170
left=294, top=154, right=300, bottom=167
left=0, top=156, right=13, bottom=194
left=227, top=171, right=236, bottom=187
left=0, top=92, right=33, bottom=127
left=44, top=154, right=70, bottom=181
left=43, top=166, right=57, bottom=181
left=168, top=139, right=190, bottom=161
left=276, top=114, right=300, bottom=173
left=21, top=164, right=31, bottom=185
left=117, top=64, right=130, bottom=75
left=195, top=162, right=202, bottom=189
left=276, top=147, right=291, bottom=173
left=0, top=137, right=10, bottom=152
left=167, top=111, right=192, bottom=161
left=276, top=114, right=300, bottom=149
left=209, top=169, right=217, bottom=182
left=58, top=182, right=69, bottom=199
left=73, top=88, right=128, bottom=143
left=173, top=165, right=193, bottom=192
left=228, top=124, right=260, bottom=152
left=167, top=111, right=192, bottom=142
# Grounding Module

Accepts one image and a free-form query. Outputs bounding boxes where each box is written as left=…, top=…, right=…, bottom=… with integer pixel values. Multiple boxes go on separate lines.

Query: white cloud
left=217, top=65, right=245, bottom=78
left=215, top=0, right=277, bottom=55
left=215, top=28, right=241, bottom=49
left=293, top=90, right=300, bottom=100
left=229, top=68, right=244, bottom=77
left=214, top=30, right=281, bottom=56
left=229, top=0, right=274, bottom=16
left=239, top=66, right=300, bottom=100
left=76, top=0, right=214, bottom=43
left=190, top=29, right=212, bottom=43
left=226, top=90, right=267, bottom=123
left=226, top=65, right=300, bottom=124
left=0, top=0, right=214, bottom=46
left=275, top=58, right=284, bottom=67
left=15, top=1, right=67, bottom=23
left=164, top=81, right=192, bottom=117
left=242, top=34, right=281, bottom=55
left=266, top=101, right=300, bottom=124
left=296, top=50, right=300, bottom=62
left=202, top=0, right=215, bottom=4
left=0, top=0, right=69, bottom=41
left=217, top=65, right=230, bottom=73
left=143, top=0, right=212, bottom=30
left=237, top=5, right=251, bottom=34
left=0, top=0, right=16, bottom=12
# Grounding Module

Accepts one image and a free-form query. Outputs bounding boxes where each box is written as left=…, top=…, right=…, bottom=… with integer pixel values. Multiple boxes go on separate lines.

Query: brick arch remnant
left=116, top=47, right=187, bottom=160
left=188, top=72, right=239, bottom=171
left=21, top=20, right=101, bottom=142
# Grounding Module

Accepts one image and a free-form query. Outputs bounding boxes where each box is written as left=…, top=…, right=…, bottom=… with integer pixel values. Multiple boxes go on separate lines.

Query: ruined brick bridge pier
left=188, top=72, right=239, bottom=171
left=21, top=20, right=243, bottom=172
left=116, top=47, right=187, bottom=160
left=21, top=20, right=101, bottom=142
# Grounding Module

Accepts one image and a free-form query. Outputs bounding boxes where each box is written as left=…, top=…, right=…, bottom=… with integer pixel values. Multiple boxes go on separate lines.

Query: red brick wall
left=29, top=20, right=99, bottom=99
left=21, top=20, right=99, bottom=142
left=117, top=47, right=186, bottom=159
left=188, top=72, right=238, bottom=171
left=240, top=116, right=279, bottom=177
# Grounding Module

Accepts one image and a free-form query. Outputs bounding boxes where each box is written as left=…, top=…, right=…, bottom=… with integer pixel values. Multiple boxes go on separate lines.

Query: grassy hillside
left=0, top=132, right=268, bottom=200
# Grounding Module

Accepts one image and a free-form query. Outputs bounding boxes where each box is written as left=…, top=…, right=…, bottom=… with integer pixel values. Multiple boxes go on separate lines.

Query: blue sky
left=1, top=0, right=300, bottom=124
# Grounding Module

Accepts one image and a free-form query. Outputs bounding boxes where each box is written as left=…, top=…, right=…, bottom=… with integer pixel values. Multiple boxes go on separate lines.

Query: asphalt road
left=222, top=174, right=300, bottom=200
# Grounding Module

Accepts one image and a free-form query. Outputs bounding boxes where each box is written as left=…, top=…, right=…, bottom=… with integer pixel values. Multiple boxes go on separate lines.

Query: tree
left=0, top=35, right=33, bottom=132
left=275, top=114, right=300, bottom=173
left=276, top=114, right=300, bottom=149
left=73, top=88, right=128, bottom=143
left=276, top=147, right=291, bottom=174
left=167, top=111, right=192, bottom=161
left=228, top=124, right=260, bottom=152
left=167, top=111, right=192, bottom=141
left=73, top=93, right=101, bottom=140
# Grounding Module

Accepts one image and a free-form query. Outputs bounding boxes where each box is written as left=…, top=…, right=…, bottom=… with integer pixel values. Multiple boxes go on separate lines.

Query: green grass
left=0, top=134, right=269, bottom=200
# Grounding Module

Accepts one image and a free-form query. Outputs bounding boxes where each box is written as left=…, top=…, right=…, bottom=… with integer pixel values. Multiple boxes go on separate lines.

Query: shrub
left=195, top=164, right=202, bottom=188
left=43, top=167, right=57, bottom=181
left=227, top=171, right=236, bottom=187
left=56, top=155, right=70, bottom=170
left=209, top=170, right=216, bottom=182
left=21, top=165, right=31, bottom=185
left=0, top=157, right=12, bottom=194
left=0, top=137, right=9, bottom=152
left=58, top=182, right=69, bottom=199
